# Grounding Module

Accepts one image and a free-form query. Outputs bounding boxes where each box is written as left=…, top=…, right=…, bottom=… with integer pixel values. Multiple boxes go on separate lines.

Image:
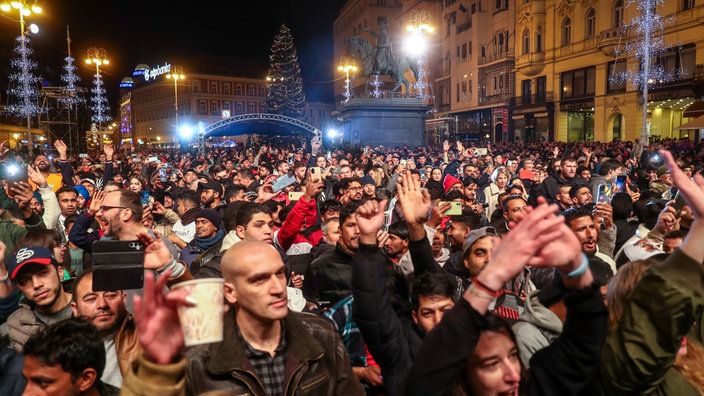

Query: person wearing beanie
left=442, top=174, right=463, bottom=194
left=178, top=208, right=225, bottom=270
left=361, top=174, right=377, bottom=200
left=649, top=164, right=673, bottom=199
left=73, top=185, right=91, bottom=211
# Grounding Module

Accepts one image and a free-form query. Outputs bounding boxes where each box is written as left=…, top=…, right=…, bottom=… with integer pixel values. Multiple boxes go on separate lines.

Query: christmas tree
left=90, top=68, right=111, bottom=126
left=265, top=24, right=309, bottom=122
left=6, top=35, right=43, bottom=122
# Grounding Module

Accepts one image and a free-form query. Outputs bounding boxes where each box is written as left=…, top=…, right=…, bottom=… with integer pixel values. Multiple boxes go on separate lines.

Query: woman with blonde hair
left=483, top=166, right=510, bottom=219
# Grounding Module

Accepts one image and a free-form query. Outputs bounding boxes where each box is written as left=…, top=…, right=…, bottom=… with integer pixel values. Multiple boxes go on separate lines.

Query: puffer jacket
left=302, top=244, right=355, bottom=307
left=185, top=307, right=364, bottom=396
left=6, top=301, right=72, bottom=352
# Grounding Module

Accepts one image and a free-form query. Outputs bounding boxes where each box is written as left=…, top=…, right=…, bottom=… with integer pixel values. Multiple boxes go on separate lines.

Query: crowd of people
left=0, top=133, right=703, bottom=396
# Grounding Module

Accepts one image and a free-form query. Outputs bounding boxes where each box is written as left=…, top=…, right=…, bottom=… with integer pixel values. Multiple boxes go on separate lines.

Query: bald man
left=185, top=241, right=364, bottom=395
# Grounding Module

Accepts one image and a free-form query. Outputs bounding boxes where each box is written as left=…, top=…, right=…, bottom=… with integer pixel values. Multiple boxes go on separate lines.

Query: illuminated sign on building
left=143, top=63, right=172, bottom=82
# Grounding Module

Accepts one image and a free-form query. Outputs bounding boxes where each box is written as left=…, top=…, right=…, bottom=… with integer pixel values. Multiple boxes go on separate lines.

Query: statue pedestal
left=337, top=98, right=430, bottom=150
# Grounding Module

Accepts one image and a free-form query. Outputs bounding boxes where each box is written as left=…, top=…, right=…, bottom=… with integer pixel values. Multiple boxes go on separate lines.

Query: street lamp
left=1, top=0, right=42, bottom=143
left=337, top=57, right=357, bottom=104
left=166, top=66, right=185, bottom=145
left=85, top=47, right=109, bottom=134
left=406, top=10, right=434, bottom=101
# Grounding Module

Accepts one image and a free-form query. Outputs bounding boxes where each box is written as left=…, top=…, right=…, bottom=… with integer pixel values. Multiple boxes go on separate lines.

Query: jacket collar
left=207, top=306, right=325, bottom=375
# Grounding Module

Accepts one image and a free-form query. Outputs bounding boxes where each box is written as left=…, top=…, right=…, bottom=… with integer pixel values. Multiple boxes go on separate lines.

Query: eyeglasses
left=99, top=205, right=128, bottom=212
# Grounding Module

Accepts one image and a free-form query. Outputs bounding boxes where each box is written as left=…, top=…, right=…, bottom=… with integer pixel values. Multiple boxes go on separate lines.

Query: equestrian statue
left=348, top=20, right=419, bottom=97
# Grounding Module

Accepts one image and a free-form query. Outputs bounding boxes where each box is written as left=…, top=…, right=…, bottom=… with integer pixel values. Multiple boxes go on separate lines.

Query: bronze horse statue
left=348, top=36, right=419, bottom=97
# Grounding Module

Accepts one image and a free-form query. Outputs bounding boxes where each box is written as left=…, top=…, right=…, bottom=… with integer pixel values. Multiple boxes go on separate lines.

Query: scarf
left=195, top=229, right=225, bottom=252
left=181, top=207, right=200, bottom=225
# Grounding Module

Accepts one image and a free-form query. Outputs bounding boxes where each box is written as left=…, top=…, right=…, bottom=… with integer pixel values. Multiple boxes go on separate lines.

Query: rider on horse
left=362, top=19, right=392, bottom=75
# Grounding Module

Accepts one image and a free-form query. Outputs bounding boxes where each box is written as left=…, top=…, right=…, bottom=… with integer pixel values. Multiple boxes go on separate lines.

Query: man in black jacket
left=303, top=203, right=359, bottom=308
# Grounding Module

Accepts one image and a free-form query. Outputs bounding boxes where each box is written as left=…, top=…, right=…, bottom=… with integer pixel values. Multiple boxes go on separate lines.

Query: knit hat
left=442, top=174, right=463, bottom=193
left=196, top=208, right=222, bottom=230
left=361, top=174, right=375, bottom=186
left=74, top=185, right=90, bottom=201
left=32, top=191, right=43, bottom=205
left=656, top=165, right=670, bottom=178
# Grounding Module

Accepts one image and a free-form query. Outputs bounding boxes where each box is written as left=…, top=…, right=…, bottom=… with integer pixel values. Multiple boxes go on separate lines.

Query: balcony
left=516, top=52, right=545, bottom=76
left=515, top=92, right=555, bottom=107
left=456, top=21, right=471, bottom=34
left=479, top=93, right=514, bottom=106
left=597, top=28, right=622, bottom=57
left=478, top=50, right=515, bottom=66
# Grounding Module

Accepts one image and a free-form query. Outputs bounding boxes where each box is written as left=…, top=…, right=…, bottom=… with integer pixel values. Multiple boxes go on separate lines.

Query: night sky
left=0, top=0, right=347, bottom=107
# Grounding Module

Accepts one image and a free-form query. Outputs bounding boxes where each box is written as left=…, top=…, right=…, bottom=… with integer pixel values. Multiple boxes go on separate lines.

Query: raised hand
left=27, top=165, right=47, bottom=187
left=103, top=143, right=114, bottom=161
left=443, top=140, right=450, bottom=152
left=477, top=201, right=566, bottom=291
left=254, top=183, right=277, bottom=204
left=152, top=200, right=167, bottom=215
left=54, top=140, right=68, bottom=160
left=355, top=199, right=388, bottom=245
left=133, top=271, right=193, bottom=365
left=661, top=149, right=704, bottom=219
left=88, top=190, right=105, bottom=216
left=10, top=181, right=33, bottom=209
left=552, top=146, right=560, bottom=158
left=0, top=141, right=8, bottom=156
left=396, top=171, right=431, bottom=225
left=427, top=199, right=451, bottom=229
left=136, top=230, right=173, bottom=271
left=303, top=174, right=324, bottom=200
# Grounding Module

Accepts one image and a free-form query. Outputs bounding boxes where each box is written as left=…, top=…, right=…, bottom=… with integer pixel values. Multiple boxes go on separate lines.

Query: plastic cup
left=172, top=278, right=225, bottom=346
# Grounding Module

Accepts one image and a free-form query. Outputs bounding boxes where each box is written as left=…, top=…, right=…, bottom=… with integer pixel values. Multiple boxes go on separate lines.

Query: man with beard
left=97, top=190, right=178, bottom=257
left=542, top=156, right=584, bottom=203
left=6, top=246, right=73, bottom=352
left=25, top=140, right=66, bottom=193
left=55, top=186, right=79, bottom=242
left=198, top=180, right=224, bottom=210
left=564, top=206, right=617, bottom=274
left=71, top=269, right=139, bottom=388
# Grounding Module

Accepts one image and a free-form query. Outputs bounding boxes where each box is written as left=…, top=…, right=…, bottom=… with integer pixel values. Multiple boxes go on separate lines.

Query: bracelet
left=468, top=285, right=494, bottom=300
left=564, top=253, right=589, bottom=278
left=471, top=277, right=502, bottom=297
left=0, top=271, right=8, bottom=282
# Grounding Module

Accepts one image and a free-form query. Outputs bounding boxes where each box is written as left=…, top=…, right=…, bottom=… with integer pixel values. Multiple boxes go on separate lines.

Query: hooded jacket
left=512, top=291, right=563, bottom=368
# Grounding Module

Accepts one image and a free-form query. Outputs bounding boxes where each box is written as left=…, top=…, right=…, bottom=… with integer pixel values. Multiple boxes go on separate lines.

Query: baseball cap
left=7, top=246, right=54, bottom=280
left=463, top=226, right=498, bottom=253
left=198, top=180, right=224, bottom=196
left=79, top=178, right=97, bottom=187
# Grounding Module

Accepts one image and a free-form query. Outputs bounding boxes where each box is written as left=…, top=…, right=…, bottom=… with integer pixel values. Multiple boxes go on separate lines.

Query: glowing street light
left=1, top=0, right=42, bottom=142
left=85, top=47, right=109, bottom=137
left=337, top=58, right=357, bottom=104
left=166, top=66, right=185, bottom=145
left=406, top=9, right=434, bottom=101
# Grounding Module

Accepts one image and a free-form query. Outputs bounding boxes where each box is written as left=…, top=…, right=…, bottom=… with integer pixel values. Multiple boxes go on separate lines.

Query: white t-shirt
left=172, top=220, right=196, bottom=244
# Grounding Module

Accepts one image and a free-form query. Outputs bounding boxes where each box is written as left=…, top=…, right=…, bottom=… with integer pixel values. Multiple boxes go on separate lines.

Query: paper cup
left=172, top=278, right=225, bottom=346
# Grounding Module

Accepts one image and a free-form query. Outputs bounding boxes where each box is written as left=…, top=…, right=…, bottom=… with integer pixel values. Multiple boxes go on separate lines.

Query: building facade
left=513, top=0, right=704, bottom=142
left=335, top=0, right=704, bottom=143
left=124, top=70, right=268, bottom=146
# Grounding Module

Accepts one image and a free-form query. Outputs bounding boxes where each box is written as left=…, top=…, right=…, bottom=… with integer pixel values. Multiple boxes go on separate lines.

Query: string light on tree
left=265, top=24, right=310, bottom=122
